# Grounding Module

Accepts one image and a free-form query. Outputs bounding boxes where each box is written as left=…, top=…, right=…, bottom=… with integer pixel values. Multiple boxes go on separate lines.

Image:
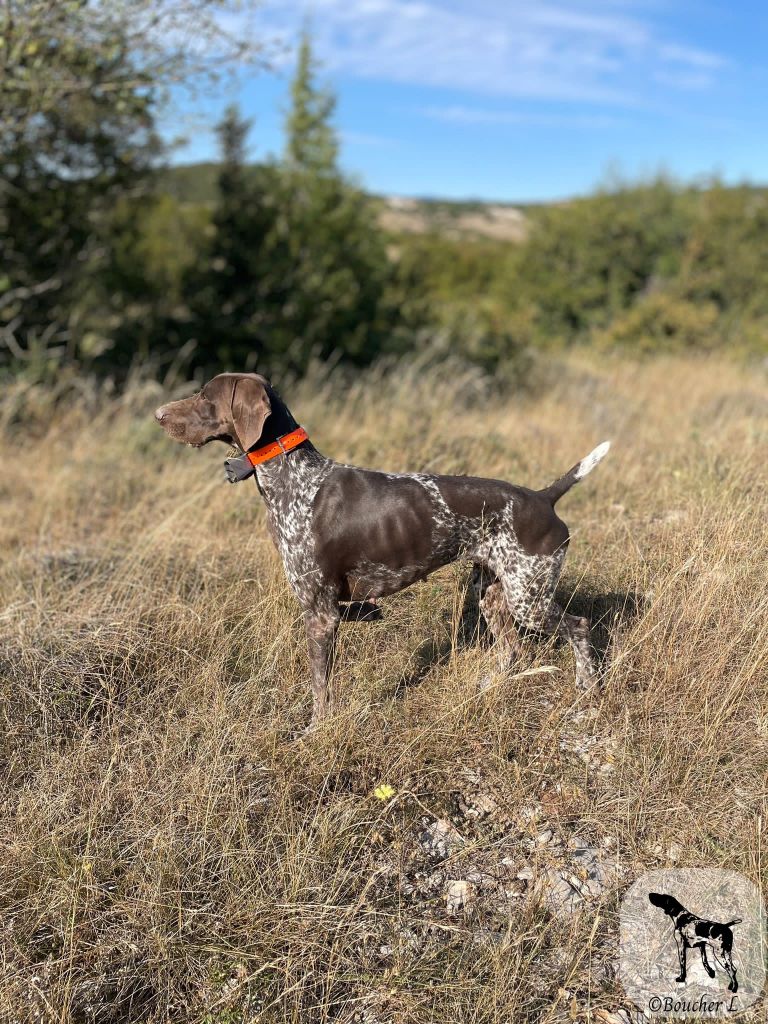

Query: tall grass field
left=1, top=352, right=766, bottom=1022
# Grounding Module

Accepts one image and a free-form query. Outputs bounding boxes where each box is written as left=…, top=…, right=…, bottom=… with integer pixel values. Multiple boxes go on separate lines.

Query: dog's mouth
left=188, top=433, right=234, bottom=448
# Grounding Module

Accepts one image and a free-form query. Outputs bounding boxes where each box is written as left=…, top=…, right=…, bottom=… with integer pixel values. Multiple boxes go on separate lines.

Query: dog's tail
left=723, top=918, right=743, bottom=928
left=540, top=441, right=611, bottom=505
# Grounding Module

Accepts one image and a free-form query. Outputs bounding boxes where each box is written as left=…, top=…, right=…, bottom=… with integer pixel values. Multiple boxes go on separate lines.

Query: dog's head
left=154, top=373, right=272, bottom=452
left=649, top=892, right=685, bottom=919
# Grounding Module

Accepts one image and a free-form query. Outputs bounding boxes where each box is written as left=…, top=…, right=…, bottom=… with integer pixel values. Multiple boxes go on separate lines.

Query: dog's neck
left=250, top=394, right=330, bottom=510
left=252, top=387, right=301, bottom=447
left=254, top=440, right=328, bottom=492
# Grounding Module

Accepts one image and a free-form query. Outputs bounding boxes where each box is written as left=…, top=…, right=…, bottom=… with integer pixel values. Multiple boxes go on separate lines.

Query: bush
left=393, top=176, right=768, bottom=357
left=594, top=291, right=720, bottom=353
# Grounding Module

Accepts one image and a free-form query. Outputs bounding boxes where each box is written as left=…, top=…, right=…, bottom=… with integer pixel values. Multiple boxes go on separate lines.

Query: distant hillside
left=159, top=162, right=532, bottom=241
left=376, top=195, right=530, bottom=241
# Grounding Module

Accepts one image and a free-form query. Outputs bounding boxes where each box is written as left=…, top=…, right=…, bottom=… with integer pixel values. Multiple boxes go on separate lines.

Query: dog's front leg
left=675, top=936, right=687, bottom=983
left=304, top=604, right=340, bottom=730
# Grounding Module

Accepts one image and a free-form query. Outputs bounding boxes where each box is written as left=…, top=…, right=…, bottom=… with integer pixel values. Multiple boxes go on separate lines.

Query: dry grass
left=0, top=352, right=766, bottom=1023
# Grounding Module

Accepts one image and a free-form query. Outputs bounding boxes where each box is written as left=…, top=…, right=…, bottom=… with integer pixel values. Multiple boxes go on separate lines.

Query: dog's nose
left=154, top=407, right=167, bottom=423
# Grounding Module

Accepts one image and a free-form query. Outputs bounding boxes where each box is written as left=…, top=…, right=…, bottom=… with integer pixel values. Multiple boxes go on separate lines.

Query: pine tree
left=188, top=35, right=411, bottom=375
left=217, top=104, right=252, bottom=199
left=272, top=32, right=399, bottom=368
left=186, top=104, right=283, bottom=370
left=285, top=32, right=338, bottom=175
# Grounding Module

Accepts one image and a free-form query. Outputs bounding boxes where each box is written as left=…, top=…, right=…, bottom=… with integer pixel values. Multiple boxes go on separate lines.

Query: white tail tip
left=575, top=440, right=611, bottom=480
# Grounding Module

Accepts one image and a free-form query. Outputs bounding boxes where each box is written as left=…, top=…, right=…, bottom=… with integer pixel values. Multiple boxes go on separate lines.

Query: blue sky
left=168, top=0, right=768, bottom=202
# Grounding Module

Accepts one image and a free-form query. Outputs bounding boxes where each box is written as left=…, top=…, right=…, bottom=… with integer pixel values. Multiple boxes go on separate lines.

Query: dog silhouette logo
left=649, top=892, right=741, bottom=993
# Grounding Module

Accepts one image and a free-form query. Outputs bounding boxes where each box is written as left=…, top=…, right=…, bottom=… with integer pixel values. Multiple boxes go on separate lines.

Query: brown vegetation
left=379, top=197, right=530, bottom=242
left=1, top=352, right=766, bottom=1022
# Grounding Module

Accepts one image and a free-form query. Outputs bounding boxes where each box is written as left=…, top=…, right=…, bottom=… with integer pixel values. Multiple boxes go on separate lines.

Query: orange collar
left=245, top=426, right=309, bottom=467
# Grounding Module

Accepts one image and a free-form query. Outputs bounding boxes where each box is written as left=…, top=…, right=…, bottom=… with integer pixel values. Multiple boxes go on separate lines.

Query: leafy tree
left=1, top=1, right=155, bottom=369
left=512, top=177, right=694, bottom=339
left=679, top=184, right=768, bottom=318
left=0, top=0, right=260, bottom=376
left=390, top=177, right=768, bottom=357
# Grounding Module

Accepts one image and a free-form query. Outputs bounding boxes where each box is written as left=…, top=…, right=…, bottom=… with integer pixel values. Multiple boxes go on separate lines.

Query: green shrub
left=594, top=291, right=720, bottom=352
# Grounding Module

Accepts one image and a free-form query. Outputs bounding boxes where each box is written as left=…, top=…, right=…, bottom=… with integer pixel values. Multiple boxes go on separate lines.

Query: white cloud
left=420, top=104, right=620, bottom=128
left=654, top=69, right=715, bottom=91
left=659, top=42, right=727, bottom=70
left=252, top=0, right=727, bottom=106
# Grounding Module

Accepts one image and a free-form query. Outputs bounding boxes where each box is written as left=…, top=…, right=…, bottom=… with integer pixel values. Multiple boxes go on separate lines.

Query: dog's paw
left=575, top=665, right=600, bottom=691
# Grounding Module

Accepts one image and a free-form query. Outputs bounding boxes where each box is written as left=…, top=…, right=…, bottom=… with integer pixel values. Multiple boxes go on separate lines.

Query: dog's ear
left=649, top=892, right=679, bottom=917
left=231, top=375, right=272, bottom=451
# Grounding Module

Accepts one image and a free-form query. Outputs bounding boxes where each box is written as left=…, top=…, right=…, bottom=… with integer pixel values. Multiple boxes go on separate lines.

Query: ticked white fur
left=575, top=440, right=611, bottom=481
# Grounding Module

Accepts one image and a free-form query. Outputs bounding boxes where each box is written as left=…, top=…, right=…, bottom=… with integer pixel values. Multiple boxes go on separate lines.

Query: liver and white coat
left=155, top=373, right=610, bottom=728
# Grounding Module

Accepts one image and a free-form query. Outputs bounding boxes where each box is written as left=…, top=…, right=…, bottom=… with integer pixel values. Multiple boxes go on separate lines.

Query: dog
left=155, top=372, right=610, bottom=728
left=649, top=891, right=740, bottom=992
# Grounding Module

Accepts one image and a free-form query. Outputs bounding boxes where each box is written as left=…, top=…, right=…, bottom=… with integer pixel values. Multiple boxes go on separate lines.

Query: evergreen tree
left=217, top=105, right=252, bottom=200
left=285, top=32, right=338, bottom=175
left=187, top=105, right=283, bottom=370
left=271, top=33, right=401, bottom=369
left=189, top=35, right=408, bottom=375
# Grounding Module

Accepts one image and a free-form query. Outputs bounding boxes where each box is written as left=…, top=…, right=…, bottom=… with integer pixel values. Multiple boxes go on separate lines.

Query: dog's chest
left=257, top=455, right=332, bottom=602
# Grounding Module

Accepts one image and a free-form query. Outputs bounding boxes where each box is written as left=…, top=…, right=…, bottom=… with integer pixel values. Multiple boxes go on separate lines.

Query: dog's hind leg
left=553, top=606, right=598, bottom=688
left=471, top=565, right=525, bottom=670
left=496, top=554, right=597, bottom=689
left=718, top=947, right=738, bottom=993
left=700, top=945, right=716, bottom=978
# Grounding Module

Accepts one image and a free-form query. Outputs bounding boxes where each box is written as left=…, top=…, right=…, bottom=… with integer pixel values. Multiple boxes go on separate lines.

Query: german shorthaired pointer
left=155, top=373, right=610, bottom=729
left=649, top=892, right=740, bottom=992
